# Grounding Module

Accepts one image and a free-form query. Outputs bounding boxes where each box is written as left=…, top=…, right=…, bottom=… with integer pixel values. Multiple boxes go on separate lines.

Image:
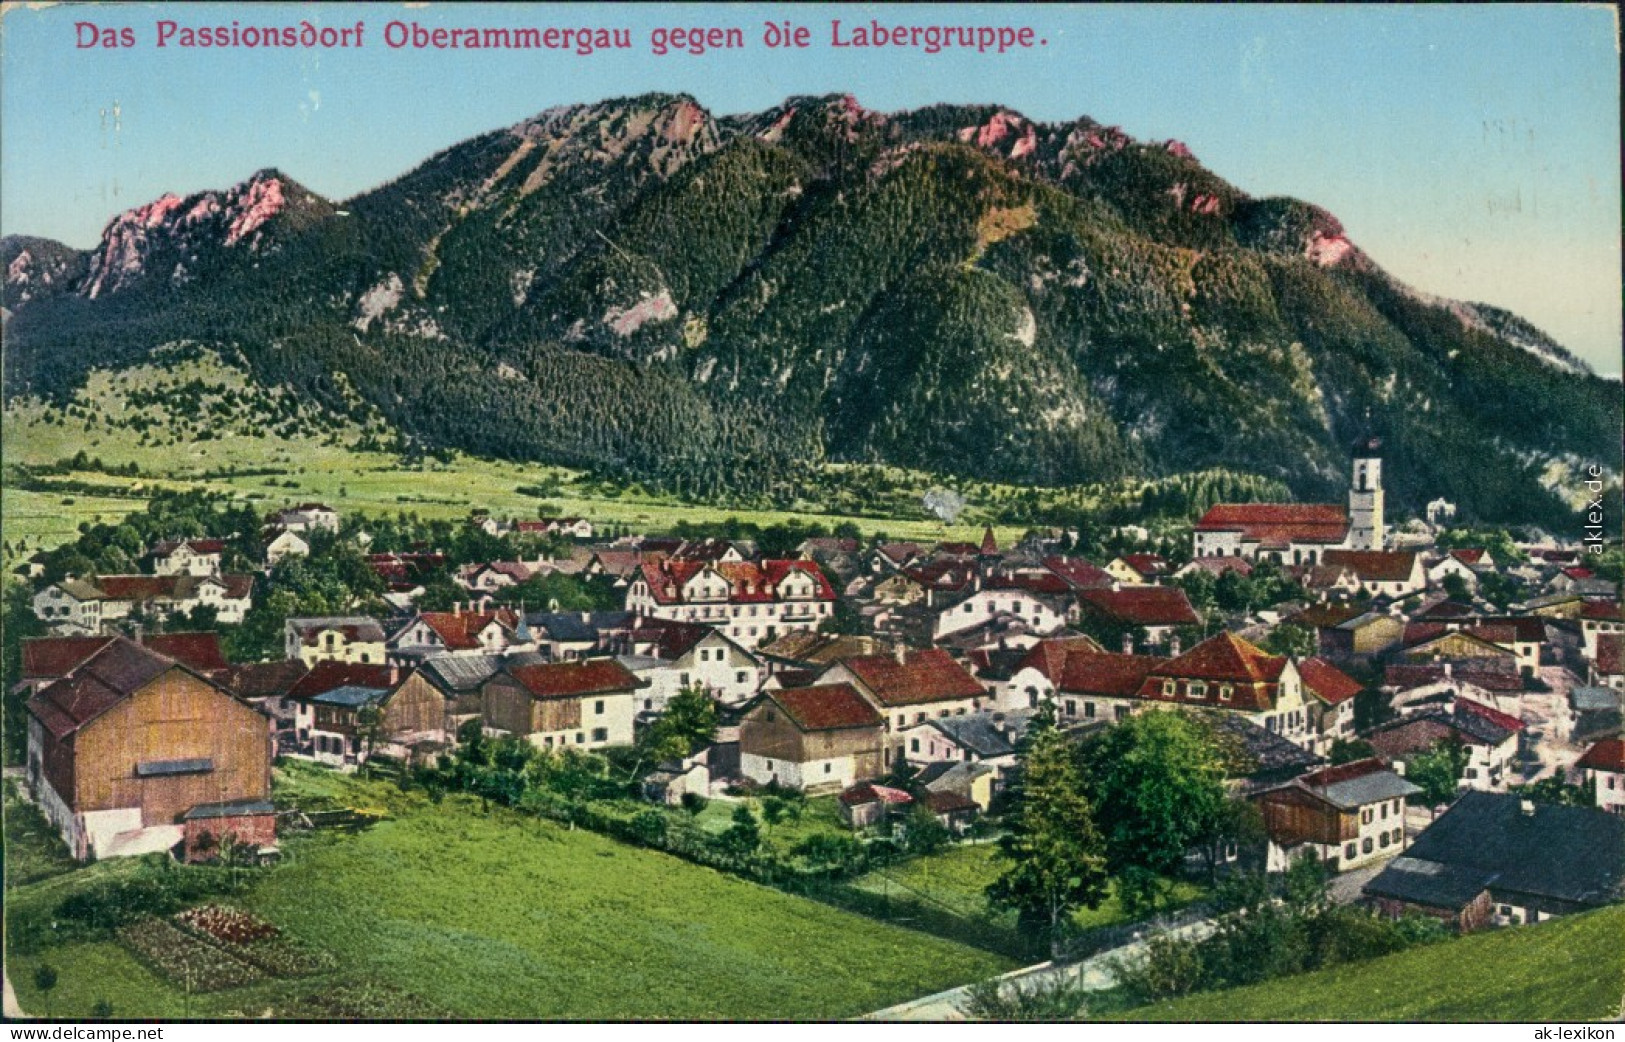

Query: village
left=8, top=435, right=1624, bottom=1017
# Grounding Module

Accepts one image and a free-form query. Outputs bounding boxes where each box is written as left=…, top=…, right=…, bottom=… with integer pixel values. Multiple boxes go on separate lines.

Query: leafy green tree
left=987, top=718, right=1110, bottom=957
left=1440, top=572, right=1472, bottom=602
left=1509, top=775, right=1594, bottom=807
left=1077, top=710, right=1229, bottom=911
left=32, top=963, right=58, bottom=1016
left=717, top=804, right=762, bottom=861
left=1261, top=623, right=1316, bottom=659
left=903, top=803, right=952, bottom=856
left=960, top=974, right=1092, bottom=1021
left=1405, top=740, right=1470, bottom=814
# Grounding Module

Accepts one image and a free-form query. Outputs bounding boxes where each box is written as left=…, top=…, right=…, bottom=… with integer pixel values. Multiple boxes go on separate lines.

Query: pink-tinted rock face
left=224, top=176, right=285, bottom=246
left=1164, top=140, right=1194, bottom=160
left=660, top=99, right=708, bottom=144
left=958, top=111, right=1038, bottom=160
left=1306, top=231, right=1354, bottom=268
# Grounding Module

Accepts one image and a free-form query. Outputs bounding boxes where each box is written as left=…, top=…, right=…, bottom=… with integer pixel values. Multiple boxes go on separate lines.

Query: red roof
left=765, top=683, right=884, bottom=732
left=1596, top=634, right=1622, bottom=676
left=1383, top=663, right=1526, bottom=693
left=1121, top=553, right=1169, bottom=577
left=415, top=610, right=519, bottom=651
left=506, top=658, right=640, bottom=700
left=1042, top=556, right=1115, bottom=590
left=148, top=538, right=227, bottom=557
left=1178, top=556, right=1254, bottom=579
left=1015, top=636, right=1108, bottom=683
left=839, top=782, right=913, bottom=807
left=1448, top=548, right=1487, bottom=565
left=979, top=527, right=999, bottom=555
left=287, top=661, right=396, bottom=701
left=1581, top=600, right=1623, bottom=622
left=1057, top=651, right=1168, bottom=698
left=21, top=636, right=115, bottom=680
left=142, top=632, right=229, bottom=674
left=1576, top=738, right=1625, bottom=773
left=1195, top=503, right=1349, bottom=547
left=1321, top=550, right=1420, bottom=583
left=27, top=638, right=181, bottom=738
left=1078, top=587, right=1199, bottom=627
left=1142, top=634, right=1287, bottom=710
left=637, top=559, right=835, bottom=606
left=1455, top=698, right=1525, bottom=734
left=839, top=648, right=984, bottom=707
left=223, top=660, right=310, bottom=700
left=1297, top=657, right=1362, bottom=705
left=984, top=572, right=1074, bottom=596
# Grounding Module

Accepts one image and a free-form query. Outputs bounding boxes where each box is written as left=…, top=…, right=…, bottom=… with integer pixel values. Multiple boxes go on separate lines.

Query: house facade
left=625, top=559, right=836, bottom=646
left=738, top=684, right=886, bottom=792
left=1575, top=738, right=1625, bottom=815
left=816, top=648, right=988, bottom=756
left=284, top=616, right=389, bottom=666
left=1256, top=758, right=1419, bottom=872
left=1193, top=439, right=1385, bottom=563
left=481, top=658, right=641, bottom=750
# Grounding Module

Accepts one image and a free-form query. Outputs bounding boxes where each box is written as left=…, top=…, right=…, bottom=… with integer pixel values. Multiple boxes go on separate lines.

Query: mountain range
left=3, top=92, right=1618, bottom=527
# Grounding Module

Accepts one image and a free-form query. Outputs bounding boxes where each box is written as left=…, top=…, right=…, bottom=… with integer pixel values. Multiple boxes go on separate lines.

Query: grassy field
left=1, top=352, right=1033, bottom=562
left=850, top=844, right=1205, bottom=935
left=4, top=765, right=1013, bottom=1020
left=1115, top=902, right=1625, bottom=1022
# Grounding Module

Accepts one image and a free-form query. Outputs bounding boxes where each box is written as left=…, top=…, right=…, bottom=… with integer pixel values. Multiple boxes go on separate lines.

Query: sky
left=2, top=2, right=1620, bottom=375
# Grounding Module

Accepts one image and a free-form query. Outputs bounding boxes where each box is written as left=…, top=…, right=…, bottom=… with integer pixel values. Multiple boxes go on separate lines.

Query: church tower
left=1347, top=436, right=1385, bottom=550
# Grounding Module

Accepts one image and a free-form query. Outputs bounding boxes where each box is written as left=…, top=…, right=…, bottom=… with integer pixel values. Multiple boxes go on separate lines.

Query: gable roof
left=1195, top=503, right=1349, bottom=548
left=142, top=632, right=229, bottom=674
left=1576, top=738, right=1625, bottom=773
left=1580, top=600, right=1623, bottom=622
left=21, top=636, right=115, bottom=680
left=1362, top=856, right=1499, bottom=911
left=1055, top=650, right=1169, bottom=699
left=1594, top=634, right=1622, bottom=676
left=1041, top=556, right=1116, bottom=590
left=286, top=615, right=388, bottom=646
left=147, top=538, right=228, bottom=558
left=922, top=711, right=1032, bottom=758
left=1077, top=587, right=1199, bottom=627
left=839, top=782, right=913, bottom=807
left=1155, top=632, right=1287, bottom=684
left=1288, top=602, right=1364, bottom=630
left=287, top=661, right=397, bottom=702
left=1321, top=550, right=1421, bottom=583
left=504, top=658, right=641, bottom=700
left=1296, top=657, right=1362, bottom=705
left=759, top=632, right=895, bottom=667
left=26, top=637, right=193, bottom=739
left=405, top=609, right=518, bottom=651
left=1291, top=758, right=1420, bottom=809
left=1398, top=791, right=1625, bottom=907
left=837, top=648, right=984, bottom=707
left=764, top=683, right=884, bottom=732
left=222, top=660, right=310, bottom=700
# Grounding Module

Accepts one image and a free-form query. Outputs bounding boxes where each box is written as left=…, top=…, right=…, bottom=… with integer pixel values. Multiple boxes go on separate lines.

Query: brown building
left=481, top=657, right=642, bottom=750
left=739, top=683, right=886, bottom=793
left=25, top=637, right=273, bottom=861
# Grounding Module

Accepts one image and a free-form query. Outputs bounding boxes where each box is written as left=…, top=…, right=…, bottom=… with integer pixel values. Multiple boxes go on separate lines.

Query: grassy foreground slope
left=5, top=767, right=1012, bottom=1019
left=1118, top=902, right=1625, bottom=1023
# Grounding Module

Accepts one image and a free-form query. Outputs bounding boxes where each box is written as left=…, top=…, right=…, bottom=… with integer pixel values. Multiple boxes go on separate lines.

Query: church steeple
left=979, top=526, right=998, bottom=556
left=1348, top=436, right=1385, bottom=550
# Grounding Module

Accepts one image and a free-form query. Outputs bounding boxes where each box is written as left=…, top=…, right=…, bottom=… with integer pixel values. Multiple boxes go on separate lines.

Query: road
left=3, top=966, right=26, bottom=1019
left=863, top=916, right=1217, bottom=1021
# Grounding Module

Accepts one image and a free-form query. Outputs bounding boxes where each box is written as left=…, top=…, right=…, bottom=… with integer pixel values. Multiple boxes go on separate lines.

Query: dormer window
left=1219, top=685, right=1233, bottom=702
left=1161, top=680, right=1175, bottom=697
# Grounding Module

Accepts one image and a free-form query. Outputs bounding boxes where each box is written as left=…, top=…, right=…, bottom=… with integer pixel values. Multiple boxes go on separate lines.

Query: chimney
left=1122, top=632, right=1134, bottom=655
left=1442, top=662, right=1452, bottom=678
left=893, top=645, right=908, bottom=666
left=389, top=665, right=400, bottom=686
left=131, top=622, right=144, bottom=646
left=1168, top=634, right=1181, bottom=657
left=581, top=611, right=590, bottom=624
left=1520, top=799, right=1536, bottom=817
left=453, top=602, right=461, bottom=616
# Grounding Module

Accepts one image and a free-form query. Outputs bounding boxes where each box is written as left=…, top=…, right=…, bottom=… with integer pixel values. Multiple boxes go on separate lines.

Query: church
left=1192, top=437, right=1386, bottom=565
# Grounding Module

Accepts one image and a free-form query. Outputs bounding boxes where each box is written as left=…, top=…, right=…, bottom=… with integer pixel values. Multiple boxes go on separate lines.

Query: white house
left=1257, top=759, right=1420, bottom=872
left=1575, top=739, right=1625, bottom=815
left=264, top=530, right=311, bottom=568
left=622, top=617, right=764, bottom=712
left=145, top=539, right=226, bottom=577
left=625, top=559, right=836, bottom=646
left=1193, top=438, right=1386, bottom=563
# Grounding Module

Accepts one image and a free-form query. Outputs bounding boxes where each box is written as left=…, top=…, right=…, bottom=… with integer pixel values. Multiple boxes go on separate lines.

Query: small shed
left=838, top=782, right=913, bottom=829
left=182, top=798, right=278, bottom=863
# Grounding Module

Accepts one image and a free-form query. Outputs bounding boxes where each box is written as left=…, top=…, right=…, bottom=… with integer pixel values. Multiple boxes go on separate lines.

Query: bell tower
left=1348, top=436, right=1385, bottom=550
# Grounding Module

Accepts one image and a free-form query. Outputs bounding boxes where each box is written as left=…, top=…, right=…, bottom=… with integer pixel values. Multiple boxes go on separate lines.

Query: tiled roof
left=1294, top=758, right=1420, bottom=810
left=1448, top=548, right=1487, bottom=565
left=287, top=616, right=388, bottom=646
left=759, top=632, right=892, bottom=667
left=1321, top=550, right=1420, bottom=582
left=1580, top=600, right=1623, bottom=621
left=839, top=782, right=913, bottom=807
left=1041, top=556, right=1116, bottom=590
left=1297, top=657, right=1362, bottom=705
left=1383, top=663, right=1525, bottom=693
left=1287, top=603, right=1363, bottom=630
left=1363, top=856, right=1498, bottom=911
left=148, top=538, right=227, bottom=557
left=143, top=633, right=229, bottom=674
left=26, top=637, right=181, bottom=738
left=222, top=660, right=310, bottom=700
left=638, top=559, right=835, bottom=605
left=1077, top=587, right=1199, bottom=627
left=505, top=658, right=640, bottom=700
left=1058, top=651, right=1168, bottom=699
left=1013, top=636, right=1109, bottom=685
left=766, top=683, right=884, bottom=732
left=1154, top=632, right=1286, bottom=685
left=1177, top=556, right=1254, bottom=579
left=1455, top=698, right=1525, bottom=735
left=1577, top=738, right=1625, bottom=773
left=1598, top=634, right=1623, bottom=676
left=21, top=636, right=115, bottom=680
left=925, top=711, right=1032, bottom=758
left=412, top=610, right=518, bottom=651
left=1414, top=600, right=1476, bottom=620
left=1195, top=503, right=1350, bottom=547
left=287, top=662, right=397, bottom=701
left=839, top=648, right=984, bottom=707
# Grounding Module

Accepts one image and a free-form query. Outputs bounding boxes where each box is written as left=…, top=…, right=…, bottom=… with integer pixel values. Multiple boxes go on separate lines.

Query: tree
left=959, top=974, right=1092, bottom=1021
left=1509, top=775, right=1594, bottom=808
left=717, top=804, right=762, bottom=861
left=356, top=702, right=387, bottom=767
left=92, top=998, right=115, bottom=1019
left=1077, top=711, right=1229, bottom=911
left=1440, top=572, right=1472, bottom=602
left=903, top=803, right=951, bottom=856
left=1328, top=738, right=1377, bottom=765
left=986, top=719, right=1110, bottom=957
left=1405, top=740, right=1470, bottom=815
left=32, top=963, right=58, bottom=1016
left=1261, top=623, right=1316, bottom=660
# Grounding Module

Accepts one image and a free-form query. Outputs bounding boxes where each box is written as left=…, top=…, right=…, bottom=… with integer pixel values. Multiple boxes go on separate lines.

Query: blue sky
left=2, top=2, right=1619, bottom=374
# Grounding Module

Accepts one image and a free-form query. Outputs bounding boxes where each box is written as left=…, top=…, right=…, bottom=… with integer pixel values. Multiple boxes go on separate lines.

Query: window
left=1219, top=685, right=1232, bottom=701
left=1084, top=702, right=1096, bottom=719
left=1379, top=832, right=1389, bottom=848
left=594, top=700, right=605, bottom=714
left=1161, top=680, right=1175, bottom=697
left=736, top=671, right=748, bottom=684
left=824, top=763, right=832, bottom=774
left=916, top=713, right=927, bottom=724
left=1464, top=767, right=1477, bottom=779
left=910, top=739, right=920, bottom=753
left=1345, top=842, right=1357, bottom=860
left=1381, top=804, right=1388, bottom=819
left=591, top=728, right=608, bottom=743
left=644, top=699, right=652, bottom=711
left=1362, top=837, right=1373, bottom=854
left=765, top=710, right=776, bottom=722
left=1362, top=808, right=1372, bottom=824
left=1114, top=706, right=1130, bottom=722
left=680, top=673, right=690, bottom=686
left=575, top=733, right=585, bottom=744
left=1065, top=700, right=1077, bottom=717
left=1190, top=681, right=1207, bottom=699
